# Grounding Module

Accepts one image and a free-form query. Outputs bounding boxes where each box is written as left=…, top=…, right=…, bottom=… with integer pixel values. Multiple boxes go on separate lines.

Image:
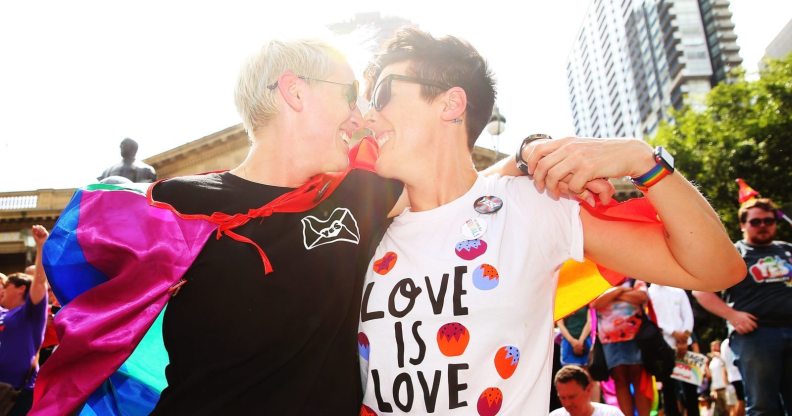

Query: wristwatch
left=515, top=134, right=552, bottom=175
left=631, top=146, right=675, bottom=191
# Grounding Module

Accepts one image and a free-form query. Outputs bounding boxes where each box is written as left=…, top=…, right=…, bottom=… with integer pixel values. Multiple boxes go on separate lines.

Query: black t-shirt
left=724, top=240, right=792, bottom=327
left=149, top=170, right=400, bottom=415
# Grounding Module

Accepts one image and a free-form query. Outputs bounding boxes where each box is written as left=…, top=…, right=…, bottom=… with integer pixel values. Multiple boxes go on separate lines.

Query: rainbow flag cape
left=32, top=183, right=216, bottom=415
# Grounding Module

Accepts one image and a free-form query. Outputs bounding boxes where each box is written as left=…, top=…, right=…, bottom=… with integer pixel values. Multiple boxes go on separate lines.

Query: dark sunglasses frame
left=748, top=217, right=776, bottom=227
left=268, top=76, right=359, bottom=110
left=370, top=74, right=449, bottom=111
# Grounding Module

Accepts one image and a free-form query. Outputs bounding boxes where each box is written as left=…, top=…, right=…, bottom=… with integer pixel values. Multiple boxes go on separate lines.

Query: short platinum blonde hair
left=234, top=39, right=346, bottom=139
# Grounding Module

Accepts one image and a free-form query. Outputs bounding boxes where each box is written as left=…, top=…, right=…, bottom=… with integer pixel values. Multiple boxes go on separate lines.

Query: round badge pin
left=473, top=196, right=503, bottom=215
left=461, top=218, right=487, bottom=240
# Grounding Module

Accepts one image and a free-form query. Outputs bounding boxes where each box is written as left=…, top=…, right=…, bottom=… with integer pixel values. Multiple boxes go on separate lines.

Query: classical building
left=0, top=124, right=506, bottom=273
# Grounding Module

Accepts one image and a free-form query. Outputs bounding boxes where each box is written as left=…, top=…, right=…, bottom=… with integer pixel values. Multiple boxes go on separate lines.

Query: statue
left=97, top=138, right=157, bottom=183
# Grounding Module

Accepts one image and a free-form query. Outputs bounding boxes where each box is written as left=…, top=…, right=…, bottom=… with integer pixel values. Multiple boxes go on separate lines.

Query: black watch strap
left=515, top=134, right=552, bottom=175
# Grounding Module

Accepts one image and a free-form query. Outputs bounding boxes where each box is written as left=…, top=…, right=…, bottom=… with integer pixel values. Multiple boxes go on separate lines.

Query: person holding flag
left=694, top=179, right=792, bottom=416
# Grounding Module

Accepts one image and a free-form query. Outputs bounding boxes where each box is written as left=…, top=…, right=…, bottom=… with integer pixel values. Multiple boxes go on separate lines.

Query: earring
left=451, top=118, right=463, bottom=124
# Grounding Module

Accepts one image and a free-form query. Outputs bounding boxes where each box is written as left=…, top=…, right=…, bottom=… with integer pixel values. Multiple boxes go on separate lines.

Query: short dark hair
left=6, top=273, right=32, bottom=298
left=739, top=198, right=778, bottom=223
left=365, top=27, right=497, bottom=150
left=554, top=365, right=591, bottom=389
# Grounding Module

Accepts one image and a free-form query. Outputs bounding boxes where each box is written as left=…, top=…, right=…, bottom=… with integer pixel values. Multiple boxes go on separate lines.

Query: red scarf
left=147, top=137, right=380, bottom=274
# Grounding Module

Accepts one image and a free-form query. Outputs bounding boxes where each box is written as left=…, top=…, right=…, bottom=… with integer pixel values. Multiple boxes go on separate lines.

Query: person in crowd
left=22, top=264, right=60, bottom=366
left=357, top=27, right=744, bottom=414
left=551, top=365, right=624, bottom=416
left=37, top=285, right=60, bottom=366
left=0, top=225, right=49, bottom=416
left=591, top=280, right=651, bottom=416
left=648, top=283, right=699, bottom=416
left=558, top=304, right=601, bottom=403
left=720, top=338, right=745, bottom=416
left=693, top=198, right=791, bottom=415
left=0, top=273, right=7, bottom=303
left=558, top=305, right=592, bottom=367
left=708, top=340, right=729, bottom=416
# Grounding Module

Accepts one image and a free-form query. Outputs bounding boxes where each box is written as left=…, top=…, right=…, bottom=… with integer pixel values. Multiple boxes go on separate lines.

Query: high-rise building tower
left=566, top=0, right=741, bottom=139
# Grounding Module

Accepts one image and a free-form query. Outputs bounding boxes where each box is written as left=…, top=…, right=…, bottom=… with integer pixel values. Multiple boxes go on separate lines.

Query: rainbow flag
left=554, top=196, right=661, bottom=320
left=32, top=183, right=216, bottom=415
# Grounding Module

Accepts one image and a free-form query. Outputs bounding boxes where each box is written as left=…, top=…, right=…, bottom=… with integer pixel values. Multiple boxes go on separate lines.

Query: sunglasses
left=370, top=74, right=449, bottom=111
left=748, top=217, right=776, bottom=227
left=268, top=76, right=359, bottom=110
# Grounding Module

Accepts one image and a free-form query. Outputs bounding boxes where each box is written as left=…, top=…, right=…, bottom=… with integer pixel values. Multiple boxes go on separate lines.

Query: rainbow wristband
left=631, top=163, right=672, bottom=192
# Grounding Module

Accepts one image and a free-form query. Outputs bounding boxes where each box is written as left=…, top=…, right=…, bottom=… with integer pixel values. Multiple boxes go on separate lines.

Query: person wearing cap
left=694, top=197, right=792, bottom=416
left=357, top=27, right=744, bottom=414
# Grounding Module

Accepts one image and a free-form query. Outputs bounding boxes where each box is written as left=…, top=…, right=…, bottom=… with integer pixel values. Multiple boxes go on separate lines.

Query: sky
left=1, top=0, right=790, bottom=192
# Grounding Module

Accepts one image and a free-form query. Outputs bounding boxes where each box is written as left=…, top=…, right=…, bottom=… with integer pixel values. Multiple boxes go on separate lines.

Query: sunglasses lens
left=372, top=77, right=390, bottom=111
left=750, top=218, right=776, bottom=226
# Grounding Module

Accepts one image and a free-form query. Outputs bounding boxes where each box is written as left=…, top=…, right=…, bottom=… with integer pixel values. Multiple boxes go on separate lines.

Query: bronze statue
left=98, top=138, right=157, bottom=183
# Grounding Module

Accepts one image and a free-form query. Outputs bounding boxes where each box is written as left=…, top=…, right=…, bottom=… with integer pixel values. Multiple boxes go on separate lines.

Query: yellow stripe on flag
left=554, top=258, right=615, bottom=321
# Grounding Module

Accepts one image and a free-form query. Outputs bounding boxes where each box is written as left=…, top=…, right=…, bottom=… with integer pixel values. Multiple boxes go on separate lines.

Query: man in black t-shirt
left=694, top=198, right=792, bottom=415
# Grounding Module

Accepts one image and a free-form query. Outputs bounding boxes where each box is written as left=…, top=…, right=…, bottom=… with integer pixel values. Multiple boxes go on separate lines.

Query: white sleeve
left=506, top=177, right=584, bottom=263
left=680, top=291, right=694, bottom=334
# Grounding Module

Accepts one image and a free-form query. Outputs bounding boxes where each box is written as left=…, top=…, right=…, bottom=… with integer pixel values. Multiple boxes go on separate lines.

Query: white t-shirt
left=359, top=175, right=583, bottom=415
left=709, top=354, right=728, bottom=389
left=720, top=339, right=742, bottom=382
left=549, top=402, right=625, bottom=416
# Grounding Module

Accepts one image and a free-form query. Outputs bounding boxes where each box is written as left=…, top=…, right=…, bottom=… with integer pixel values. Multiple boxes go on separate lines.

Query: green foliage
left=653, top=54, right=792, bottom=242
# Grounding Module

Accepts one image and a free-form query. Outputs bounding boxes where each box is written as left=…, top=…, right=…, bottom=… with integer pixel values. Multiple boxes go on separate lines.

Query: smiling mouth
left=374, top=132, right=392, bottom=148
left=339, top=130, right=351, bottom=146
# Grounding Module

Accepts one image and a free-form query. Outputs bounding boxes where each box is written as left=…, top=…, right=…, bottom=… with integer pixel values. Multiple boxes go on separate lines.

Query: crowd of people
left=0, top=26, right=788, bottom=416
left=551, top=198, right=791, bottom=416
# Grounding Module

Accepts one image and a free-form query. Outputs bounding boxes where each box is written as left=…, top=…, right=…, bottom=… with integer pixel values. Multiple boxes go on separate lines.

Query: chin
left=374, top=158, right=398, bottom=179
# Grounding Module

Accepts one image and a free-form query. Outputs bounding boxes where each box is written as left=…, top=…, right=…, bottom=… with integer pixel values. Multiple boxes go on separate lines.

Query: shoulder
left=496, top=175, right=578, bottom=210
left=152, top=173, right=224, bottom=201
left=773, top=240, right=792, bottom=250
left=150, top=173, right=227, bottom=213
left=593, top=402, right=625, bottom=415
left=23, top=294, right=48, bottom=317
left=549, top=408, right=569, bottom=416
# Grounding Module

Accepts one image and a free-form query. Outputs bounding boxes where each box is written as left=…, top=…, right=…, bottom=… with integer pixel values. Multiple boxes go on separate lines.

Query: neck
left=571, top=403, right=595, bottom=416
left=231, top=125, right=317, bottom=188
left=404, top=141, right=478, bottom=212
left=744, top=237, right=774, bottom=247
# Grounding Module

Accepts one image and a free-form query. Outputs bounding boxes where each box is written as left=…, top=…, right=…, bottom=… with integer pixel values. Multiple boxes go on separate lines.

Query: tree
left=653, top=54, right=792, bottom=242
